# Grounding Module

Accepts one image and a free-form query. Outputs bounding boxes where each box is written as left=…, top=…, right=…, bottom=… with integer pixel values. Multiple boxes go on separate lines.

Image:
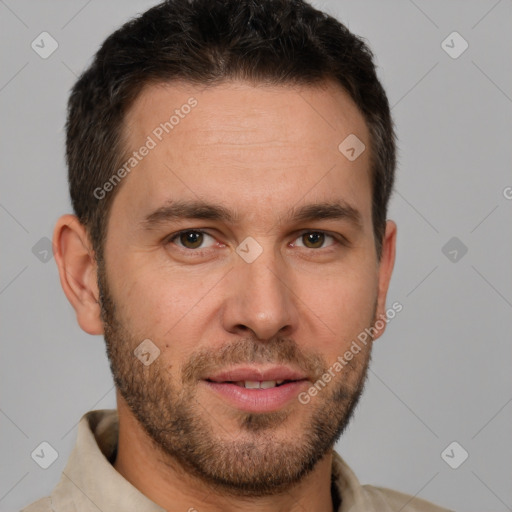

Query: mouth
left=201, top=366, right=310, bottom=412
left=206, top=379, right=297, bottom=389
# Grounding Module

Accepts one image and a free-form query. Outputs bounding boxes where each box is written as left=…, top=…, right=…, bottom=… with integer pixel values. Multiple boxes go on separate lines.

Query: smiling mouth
left=206, top=379, right=300, bottom=389
left=202, top=374, right=309, bottom=412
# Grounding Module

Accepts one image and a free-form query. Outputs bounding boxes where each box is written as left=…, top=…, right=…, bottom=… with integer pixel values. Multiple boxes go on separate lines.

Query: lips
left=205, top=366, right=308, bottom=384
left=202, top=366, right=309, bottom=412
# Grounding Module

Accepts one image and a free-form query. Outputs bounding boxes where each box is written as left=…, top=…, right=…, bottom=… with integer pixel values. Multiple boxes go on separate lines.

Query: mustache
left=181, top=337, right=327, bottom=384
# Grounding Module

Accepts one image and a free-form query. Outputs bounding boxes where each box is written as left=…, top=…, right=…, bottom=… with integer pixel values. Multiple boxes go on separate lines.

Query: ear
left=53, top=214, right=104, bottom=335
left=372, top=220, right=397, bottom=341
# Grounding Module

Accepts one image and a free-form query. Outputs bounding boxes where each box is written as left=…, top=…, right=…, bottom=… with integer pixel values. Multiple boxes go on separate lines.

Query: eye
left=293, top=231, right=336, bottom=249
left=170, top=230, right=217, bottom=250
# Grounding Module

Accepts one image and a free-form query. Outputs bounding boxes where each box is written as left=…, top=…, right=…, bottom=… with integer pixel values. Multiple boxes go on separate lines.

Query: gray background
left=1, top=1, right=511, bottom=510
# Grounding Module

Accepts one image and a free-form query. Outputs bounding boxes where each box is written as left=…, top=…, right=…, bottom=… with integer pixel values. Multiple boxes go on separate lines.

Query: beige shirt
left=22, top=410, right=452, bottom=512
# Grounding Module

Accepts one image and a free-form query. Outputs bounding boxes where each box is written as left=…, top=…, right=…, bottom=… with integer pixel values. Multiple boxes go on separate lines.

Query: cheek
left=296, top=265, right=378, bottom=351
left=110, top=259, right=221, bottom=349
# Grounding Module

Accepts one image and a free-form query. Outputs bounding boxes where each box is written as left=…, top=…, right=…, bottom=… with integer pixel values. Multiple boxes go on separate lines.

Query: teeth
left=260, top=380, right=277, bottom=389
left=244, top=380, right=261, bottom=389
left=235, top=380, right=279, bottom=389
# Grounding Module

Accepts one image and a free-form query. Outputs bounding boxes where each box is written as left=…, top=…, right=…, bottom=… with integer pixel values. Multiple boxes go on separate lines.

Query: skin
left=54, top=80, right=396, bottom=512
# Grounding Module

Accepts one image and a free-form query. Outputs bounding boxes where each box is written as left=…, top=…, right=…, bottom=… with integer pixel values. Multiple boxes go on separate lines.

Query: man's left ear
left=53, top=214, right=104, bottom=335
left=372, top=220, right=397, bottom=341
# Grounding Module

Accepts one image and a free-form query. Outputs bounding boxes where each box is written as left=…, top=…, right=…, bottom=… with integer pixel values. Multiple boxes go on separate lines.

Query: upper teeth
left=236, top=380, right=285, bottom=389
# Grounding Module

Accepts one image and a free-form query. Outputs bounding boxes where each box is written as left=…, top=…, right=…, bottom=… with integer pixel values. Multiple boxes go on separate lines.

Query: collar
left=50, top=409, right=371, bottom=511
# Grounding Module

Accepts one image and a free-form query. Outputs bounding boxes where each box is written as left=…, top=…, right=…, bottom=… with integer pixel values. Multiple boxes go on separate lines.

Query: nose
left=221, top=247, right=299, bottom=341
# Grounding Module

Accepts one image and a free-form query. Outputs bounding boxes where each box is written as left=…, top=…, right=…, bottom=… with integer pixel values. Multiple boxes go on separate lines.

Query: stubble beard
left=97, top=261, right=373, bottom=497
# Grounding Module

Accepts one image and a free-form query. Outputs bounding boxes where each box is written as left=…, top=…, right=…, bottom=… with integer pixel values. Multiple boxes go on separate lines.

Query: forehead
left=124, top=79, right=369, bottom=152
left=114, top=80, right=372, bottom=226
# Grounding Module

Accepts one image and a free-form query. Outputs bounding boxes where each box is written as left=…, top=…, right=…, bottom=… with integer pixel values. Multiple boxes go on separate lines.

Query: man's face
left=99, top=81, right=389, bottom=495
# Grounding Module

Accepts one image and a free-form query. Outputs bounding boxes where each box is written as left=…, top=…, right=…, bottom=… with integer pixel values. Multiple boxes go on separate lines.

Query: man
left=23, top=0, right=452, bottom=510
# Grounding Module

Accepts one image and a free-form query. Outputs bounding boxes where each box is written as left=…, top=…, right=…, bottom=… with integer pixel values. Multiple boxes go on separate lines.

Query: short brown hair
left=66, top=0, right=396, bottom=260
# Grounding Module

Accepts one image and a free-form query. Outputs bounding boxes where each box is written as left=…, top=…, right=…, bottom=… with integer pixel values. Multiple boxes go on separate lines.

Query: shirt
left=22, top=409, right=453, bottom=512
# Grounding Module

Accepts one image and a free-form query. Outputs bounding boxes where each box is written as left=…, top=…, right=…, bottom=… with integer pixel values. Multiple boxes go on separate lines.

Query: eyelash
left=166, top=230, right=219, bottom=251
left=165, top=229, right=347, bottom=253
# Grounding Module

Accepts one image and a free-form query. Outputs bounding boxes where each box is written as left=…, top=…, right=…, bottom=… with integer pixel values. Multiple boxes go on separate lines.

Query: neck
left=113, top=396, right=335, bottom=512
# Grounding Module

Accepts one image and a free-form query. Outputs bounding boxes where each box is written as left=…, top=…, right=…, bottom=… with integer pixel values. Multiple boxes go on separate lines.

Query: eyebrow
left=142, top=200, right=238, bottom=228
left=141, top=199, right=362, bottom=230
left=287, top=201, right=362, bottom=228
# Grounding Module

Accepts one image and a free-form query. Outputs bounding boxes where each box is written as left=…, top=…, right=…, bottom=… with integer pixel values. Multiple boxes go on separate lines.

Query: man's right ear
left=53, top=215, right=104, bottom=335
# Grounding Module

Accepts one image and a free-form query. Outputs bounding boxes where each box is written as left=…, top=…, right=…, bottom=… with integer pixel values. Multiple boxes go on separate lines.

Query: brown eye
left=178, top=231, right=204, bottom=249
left=302, top=232, right=325, bottom=248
